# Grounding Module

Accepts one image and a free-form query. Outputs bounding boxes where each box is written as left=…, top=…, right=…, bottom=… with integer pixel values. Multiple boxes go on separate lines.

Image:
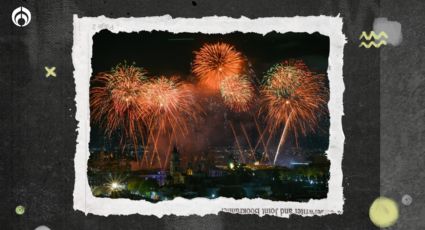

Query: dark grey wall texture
left=0, top=0, right=423, bottom=229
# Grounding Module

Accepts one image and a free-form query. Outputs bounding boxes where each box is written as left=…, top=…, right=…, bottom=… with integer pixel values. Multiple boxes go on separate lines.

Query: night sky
left=90, top=30, right=330, bottom=166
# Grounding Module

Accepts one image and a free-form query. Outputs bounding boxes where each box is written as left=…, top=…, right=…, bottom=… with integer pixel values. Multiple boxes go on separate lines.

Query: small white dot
left=35, top=226, right=50, bottom=230
left=401, top=194, right=412, bottom=206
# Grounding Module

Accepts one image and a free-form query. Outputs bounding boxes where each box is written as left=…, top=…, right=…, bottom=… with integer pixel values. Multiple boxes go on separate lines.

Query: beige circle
left=369, top=197, right=399, bottom=228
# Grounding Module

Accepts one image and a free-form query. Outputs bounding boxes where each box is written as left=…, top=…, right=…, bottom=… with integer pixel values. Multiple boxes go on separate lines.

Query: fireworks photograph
left=87, top=30, right=331, bottom=202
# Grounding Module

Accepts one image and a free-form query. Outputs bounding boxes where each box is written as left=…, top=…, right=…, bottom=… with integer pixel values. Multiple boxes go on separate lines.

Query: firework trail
left=219, top=73, right=256, bottom=163
left=220, top=74, right=255, bottom=112
left=142, top=76, right=203, bottom=167
left=192, top=42, right=246, bottom=90
left=240, top=122, right=256, bottom=162
left=253, top=118, right=272, bottom=164
left=148, top=129, right=163, bottom=168
left=229, top=122, right=245, bottom=163
left=260, top=60, right=329, bottom=165
left=143, top=76, right=202, bottom=136
left=90, top=63, right=148, bottom=160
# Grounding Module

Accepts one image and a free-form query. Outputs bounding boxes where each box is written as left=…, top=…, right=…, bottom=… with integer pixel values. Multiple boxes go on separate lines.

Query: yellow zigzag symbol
left=359, top=40, right=387, bottom=48
left=359, top=31, right=388, bottom=40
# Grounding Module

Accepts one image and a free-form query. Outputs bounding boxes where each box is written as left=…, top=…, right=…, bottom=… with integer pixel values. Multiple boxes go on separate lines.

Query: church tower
left=169, top=146, right=180, bottom=176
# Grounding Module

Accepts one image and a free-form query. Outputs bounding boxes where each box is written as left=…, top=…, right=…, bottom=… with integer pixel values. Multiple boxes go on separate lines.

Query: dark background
left=0, top=0, right=423, bottom=229
left=91, top=31, right=330, bottom=76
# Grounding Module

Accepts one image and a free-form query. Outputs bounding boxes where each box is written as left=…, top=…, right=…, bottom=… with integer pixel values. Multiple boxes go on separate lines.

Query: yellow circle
left=369, top=197, right=399, bottom=228
left=15, top=205, right=25, bottom=215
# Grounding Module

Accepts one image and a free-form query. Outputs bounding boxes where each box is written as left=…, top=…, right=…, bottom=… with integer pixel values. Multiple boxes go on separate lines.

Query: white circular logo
left=11, top=6, right=31, bottom=27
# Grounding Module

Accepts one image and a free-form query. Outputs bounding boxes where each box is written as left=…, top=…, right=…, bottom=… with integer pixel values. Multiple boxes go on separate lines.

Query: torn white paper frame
left=73, top=15, right=346, bottom=217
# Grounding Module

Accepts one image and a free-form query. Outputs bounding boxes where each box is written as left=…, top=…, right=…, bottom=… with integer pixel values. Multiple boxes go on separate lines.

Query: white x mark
left=45, top=66, right=56, bottom=78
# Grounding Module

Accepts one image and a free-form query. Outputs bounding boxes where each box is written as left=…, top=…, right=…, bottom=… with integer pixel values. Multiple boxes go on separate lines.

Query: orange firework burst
left=141, top=76, right=203, bottom=169
left=192, top=42, right=246, bottom=90
left=260, top=60, right=329, bottom=164
left=220, top=75, right=255, bottom=112
left=90, top=63, right=148, bottom=153
left=143, top=76, right=202, bottom=136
